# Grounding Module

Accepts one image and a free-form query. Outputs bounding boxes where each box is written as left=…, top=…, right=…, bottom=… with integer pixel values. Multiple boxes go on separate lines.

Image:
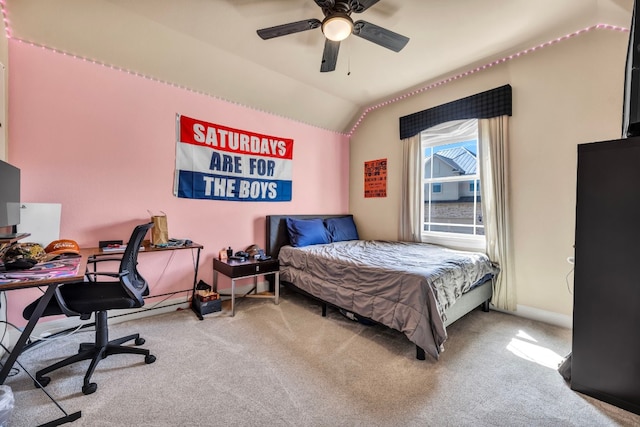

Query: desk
left=213, top=258, right=279, bottom=317
left=88, top=242, right=203, bottom=287
left=0, top=242, right=202, bottom=425
left=0, top=242, right=203, bottom=377
left=0, top=249, right=91, bottom=383
left=0, top=248, right=90, bottom=425
left=87, top=242, right=204, bottom=319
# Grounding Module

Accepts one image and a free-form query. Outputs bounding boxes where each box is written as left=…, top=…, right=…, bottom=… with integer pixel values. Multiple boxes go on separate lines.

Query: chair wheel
left=34, top=376, right=50, bottom=388
left=135, top=337, right=145, bottom=346
left=82, top=382, right=97, bottom=395
left=145, top=354, right=156, bottom=364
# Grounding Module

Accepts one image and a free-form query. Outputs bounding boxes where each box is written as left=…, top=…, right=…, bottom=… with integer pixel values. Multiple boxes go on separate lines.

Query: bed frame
left=265, top=214, right=493, bottom=360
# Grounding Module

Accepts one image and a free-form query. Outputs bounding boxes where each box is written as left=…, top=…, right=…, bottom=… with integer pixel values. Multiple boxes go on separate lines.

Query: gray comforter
left=278, top=240, right=499, bottom=359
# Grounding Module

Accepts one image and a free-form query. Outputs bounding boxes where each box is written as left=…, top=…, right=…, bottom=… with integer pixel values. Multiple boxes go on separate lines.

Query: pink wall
left=7, top=40, right=350, bottom=325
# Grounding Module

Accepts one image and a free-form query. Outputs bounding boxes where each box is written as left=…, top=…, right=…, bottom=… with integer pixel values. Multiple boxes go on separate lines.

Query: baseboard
left=494, top=304, right=573, bottom=329
left=7, top=280, right=272, bottom=351
left=8, top=296, right=191, bottom=351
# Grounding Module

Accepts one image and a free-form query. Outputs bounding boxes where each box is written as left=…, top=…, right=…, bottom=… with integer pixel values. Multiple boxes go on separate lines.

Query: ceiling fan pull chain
left=347, top=38, right=351, bottom=76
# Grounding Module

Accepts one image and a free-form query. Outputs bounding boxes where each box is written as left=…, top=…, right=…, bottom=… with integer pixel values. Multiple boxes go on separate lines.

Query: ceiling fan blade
left=349, top=0, right=380, bottom=13
left=352, top=20, right=409, bottom=52
left=314, top=0, right=335, bottom=8
left=257, top=19, right=321, bottom=40
left=320, top=39, right=340, bottom=72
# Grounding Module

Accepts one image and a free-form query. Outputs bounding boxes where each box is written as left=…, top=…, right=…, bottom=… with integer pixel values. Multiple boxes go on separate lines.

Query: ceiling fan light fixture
left=322, top=14, right=353, bottom=42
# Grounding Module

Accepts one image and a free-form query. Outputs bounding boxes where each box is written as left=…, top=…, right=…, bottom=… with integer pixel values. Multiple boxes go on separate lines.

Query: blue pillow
left=325, top=216, right=359, bottom=242
left=286, top=217, right=331, bottom=247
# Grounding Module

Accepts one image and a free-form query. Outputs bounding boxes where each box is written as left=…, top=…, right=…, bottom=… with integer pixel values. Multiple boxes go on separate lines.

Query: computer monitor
left=0, top=159, right=21, bottom=233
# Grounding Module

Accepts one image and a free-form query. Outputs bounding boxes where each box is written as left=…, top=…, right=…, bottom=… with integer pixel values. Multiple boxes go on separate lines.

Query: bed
left=266, top=214, right=499, bottom=360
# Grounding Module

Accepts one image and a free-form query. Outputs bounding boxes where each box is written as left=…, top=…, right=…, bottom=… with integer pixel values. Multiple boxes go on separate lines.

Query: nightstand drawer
left=213, top=258, right=279, bottom=278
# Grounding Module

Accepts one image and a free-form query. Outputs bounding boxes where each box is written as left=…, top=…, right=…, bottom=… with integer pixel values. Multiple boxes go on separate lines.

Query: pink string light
left=0, top=0, right=10, bottom=39
left=0, top=3, right=629, bottom=138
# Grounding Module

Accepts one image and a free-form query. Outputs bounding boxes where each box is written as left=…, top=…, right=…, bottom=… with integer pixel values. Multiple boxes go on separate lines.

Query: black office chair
left=23, top=222, right=157, bottom=395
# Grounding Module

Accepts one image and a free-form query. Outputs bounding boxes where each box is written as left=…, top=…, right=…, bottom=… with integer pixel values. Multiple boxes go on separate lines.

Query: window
left=421, top=119, right=484, bottom=248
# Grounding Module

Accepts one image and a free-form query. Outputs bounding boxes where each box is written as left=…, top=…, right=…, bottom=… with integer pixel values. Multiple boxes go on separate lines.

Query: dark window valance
left=399, top=84, right=512, bottom=140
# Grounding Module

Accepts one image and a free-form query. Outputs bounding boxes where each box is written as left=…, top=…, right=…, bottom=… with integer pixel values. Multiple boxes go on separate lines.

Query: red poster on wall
left=364, top=159, right=387, bottom=198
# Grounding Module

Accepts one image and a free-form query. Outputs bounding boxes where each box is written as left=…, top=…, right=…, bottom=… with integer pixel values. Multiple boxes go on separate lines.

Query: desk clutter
left=0, top=242, right=46, bottom=270
left=1, top=239, right=80, bottom=271
left=149, top=210, right=169, bottom=246
left=218, top=244, right=271, bottom=262
left=0, top=255, right=85, bottom=285
left=98, top=237, right=192, bottom=252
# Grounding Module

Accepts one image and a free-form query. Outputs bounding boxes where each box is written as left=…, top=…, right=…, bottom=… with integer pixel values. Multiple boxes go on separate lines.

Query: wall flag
left=174, top=114, right=294, bottom=202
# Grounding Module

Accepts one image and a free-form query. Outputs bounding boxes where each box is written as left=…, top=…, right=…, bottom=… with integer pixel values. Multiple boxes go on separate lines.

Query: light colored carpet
left=5, top=289, right=640, bottom=426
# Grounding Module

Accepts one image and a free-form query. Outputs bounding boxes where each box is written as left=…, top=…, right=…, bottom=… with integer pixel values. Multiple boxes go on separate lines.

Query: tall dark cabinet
left=573, top=137, right=640, bottom=415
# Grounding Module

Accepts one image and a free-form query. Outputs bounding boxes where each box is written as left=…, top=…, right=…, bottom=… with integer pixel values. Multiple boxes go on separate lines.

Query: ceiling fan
left=256, top=0, right=409, bottom=73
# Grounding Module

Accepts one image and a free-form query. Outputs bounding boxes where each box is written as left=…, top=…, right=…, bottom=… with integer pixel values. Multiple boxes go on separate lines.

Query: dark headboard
left=265, top=214, right=353, bottom=259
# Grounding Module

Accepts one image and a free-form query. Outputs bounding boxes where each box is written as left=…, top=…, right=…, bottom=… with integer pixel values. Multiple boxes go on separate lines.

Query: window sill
left=421, top=233, right=486, bottom=252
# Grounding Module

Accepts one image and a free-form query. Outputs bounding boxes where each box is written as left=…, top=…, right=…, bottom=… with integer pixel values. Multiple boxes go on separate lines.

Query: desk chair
left=22, top=222, right=157, bottom=395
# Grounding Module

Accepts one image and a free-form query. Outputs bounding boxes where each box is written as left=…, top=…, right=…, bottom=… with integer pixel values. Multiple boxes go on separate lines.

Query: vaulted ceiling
left=4, top=0, right=634, bottom=134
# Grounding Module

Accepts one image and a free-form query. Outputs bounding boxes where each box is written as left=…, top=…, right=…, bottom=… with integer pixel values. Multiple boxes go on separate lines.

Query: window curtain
left=478, top=116, right=516, bottom=311
left=399, top=134, right=421, bottom=242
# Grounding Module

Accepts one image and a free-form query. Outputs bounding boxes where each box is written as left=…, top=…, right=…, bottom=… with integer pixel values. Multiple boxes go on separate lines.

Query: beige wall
left=349, top=29, right=627, bottom=322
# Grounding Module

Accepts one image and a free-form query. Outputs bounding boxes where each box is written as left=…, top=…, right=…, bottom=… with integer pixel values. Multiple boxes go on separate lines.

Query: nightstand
left=213, top=258, right=279, bottom=316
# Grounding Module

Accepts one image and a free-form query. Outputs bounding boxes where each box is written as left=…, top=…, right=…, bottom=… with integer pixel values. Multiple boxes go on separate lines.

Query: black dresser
left=572, top=136, right=640, bottom=415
